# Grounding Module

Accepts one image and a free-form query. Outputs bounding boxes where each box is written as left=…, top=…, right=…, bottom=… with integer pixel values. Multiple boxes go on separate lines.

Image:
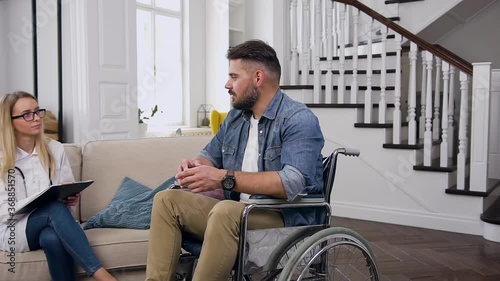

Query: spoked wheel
left=277, top=227, right=379, bottom=281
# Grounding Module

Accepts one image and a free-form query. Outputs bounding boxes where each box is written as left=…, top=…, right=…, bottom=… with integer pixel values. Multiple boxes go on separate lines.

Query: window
left=136, top=0, right=183, bottom=131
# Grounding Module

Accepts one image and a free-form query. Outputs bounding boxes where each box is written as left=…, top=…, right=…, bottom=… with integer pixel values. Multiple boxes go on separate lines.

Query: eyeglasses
left=11, top=109, right=47, bottom=122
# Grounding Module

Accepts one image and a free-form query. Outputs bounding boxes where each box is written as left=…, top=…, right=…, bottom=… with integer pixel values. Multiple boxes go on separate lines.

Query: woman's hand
left=64, top=193, right=81, bottom=206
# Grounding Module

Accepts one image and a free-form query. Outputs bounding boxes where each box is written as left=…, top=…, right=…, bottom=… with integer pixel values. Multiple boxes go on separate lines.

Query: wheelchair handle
left=339, top=147, right=360, bottom=157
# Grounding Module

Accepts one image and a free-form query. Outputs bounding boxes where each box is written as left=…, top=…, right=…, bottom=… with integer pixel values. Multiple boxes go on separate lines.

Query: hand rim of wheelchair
left=276, top=227, right=380, bottom=281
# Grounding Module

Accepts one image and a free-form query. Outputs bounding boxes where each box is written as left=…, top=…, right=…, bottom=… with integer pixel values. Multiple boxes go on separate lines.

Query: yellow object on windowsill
left=210, top=110, right=228, bottom=135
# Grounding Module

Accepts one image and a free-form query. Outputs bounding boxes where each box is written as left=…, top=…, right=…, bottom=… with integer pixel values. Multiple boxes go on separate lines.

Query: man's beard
left=232, top=83, right=259, bottom=110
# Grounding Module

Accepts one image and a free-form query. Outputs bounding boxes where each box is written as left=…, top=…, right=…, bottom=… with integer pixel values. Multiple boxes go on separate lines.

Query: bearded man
left=145, top=39, right=325, bottom=281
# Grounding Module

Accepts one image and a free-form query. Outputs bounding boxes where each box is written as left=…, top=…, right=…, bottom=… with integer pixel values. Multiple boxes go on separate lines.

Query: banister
left=334, top=0, right=473, bottom=76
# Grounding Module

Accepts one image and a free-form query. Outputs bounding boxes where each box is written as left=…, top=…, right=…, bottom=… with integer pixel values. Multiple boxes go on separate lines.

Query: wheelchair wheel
left=277, top=227, right=379, bottom=281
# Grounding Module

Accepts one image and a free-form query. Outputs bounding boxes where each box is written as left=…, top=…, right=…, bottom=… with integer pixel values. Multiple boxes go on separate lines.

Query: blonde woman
left=0, top=92, right=116, bottom=281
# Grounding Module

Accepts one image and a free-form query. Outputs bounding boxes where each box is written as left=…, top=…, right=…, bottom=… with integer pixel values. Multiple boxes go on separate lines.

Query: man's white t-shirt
left=240, top=117, right=259, bottom=203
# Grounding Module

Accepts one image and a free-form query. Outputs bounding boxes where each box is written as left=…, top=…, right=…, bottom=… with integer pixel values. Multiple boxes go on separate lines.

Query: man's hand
left=177, top=159, right=202, bottom=173
left=64, top=193, right=81, bottom=206
left=175, top=165, right=225, bottom=193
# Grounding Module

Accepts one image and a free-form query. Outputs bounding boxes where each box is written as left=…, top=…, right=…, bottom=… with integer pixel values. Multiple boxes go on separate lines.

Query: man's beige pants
left=145, top=189, right=284, bottom=281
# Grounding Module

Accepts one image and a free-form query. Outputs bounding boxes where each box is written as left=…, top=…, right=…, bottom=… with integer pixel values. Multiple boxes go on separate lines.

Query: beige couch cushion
left=0, top=250, right=51, bottom=281
left=80, top=136, right=212, bottom=221
left=63, top=143, right=82, bottom=181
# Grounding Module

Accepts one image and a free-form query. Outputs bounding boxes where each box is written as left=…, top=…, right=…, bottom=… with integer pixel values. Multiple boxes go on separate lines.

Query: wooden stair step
left=385, top=0, right=425, bottom=4
left=383, top=139, right=440, bottom=149
left=344, top=34, right=396, bottom=48
left=446, top=178, right=499, bottom=198
left=320, top=51, right=398, bottom=61
left=301, top=69, right=397, bottom=75
left=354, top=122, right=408, bottom=128
left=280, top=85, right=396, bottom=91
left=413, top=156, right=455, bottom=173
left=306, top=103, right=395, bottom=109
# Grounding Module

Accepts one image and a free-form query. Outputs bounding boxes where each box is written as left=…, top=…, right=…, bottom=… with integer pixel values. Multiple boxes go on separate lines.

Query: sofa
left=0, top=135, right=213, bottom=281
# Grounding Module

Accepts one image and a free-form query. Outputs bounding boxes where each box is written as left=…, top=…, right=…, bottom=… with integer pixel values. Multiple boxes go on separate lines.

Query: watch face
left=222, top=176, right=235, bottom=190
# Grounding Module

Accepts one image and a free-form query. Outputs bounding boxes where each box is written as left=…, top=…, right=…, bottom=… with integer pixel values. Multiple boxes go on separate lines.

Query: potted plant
left=138, top=105, right=160, bottom=137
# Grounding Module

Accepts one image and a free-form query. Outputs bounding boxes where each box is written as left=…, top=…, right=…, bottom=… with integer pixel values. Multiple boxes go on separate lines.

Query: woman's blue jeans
left=26, top=201, right=102, bottom=281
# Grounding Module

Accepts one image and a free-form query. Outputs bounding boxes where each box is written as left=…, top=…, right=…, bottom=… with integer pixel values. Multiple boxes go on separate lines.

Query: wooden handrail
left=335, top=0, right=473, bottom=76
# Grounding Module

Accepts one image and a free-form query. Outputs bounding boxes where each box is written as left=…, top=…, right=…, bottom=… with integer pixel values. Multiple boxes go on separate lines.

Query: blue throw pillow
left=84, top=176, right=175, bottom=230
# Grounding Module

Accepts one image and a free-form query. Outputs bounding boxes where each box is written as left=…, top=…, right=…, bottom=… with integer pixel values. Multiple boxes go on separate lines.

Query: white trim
left=68, top=0, right=90, bottom=145
left=331, top=201, right=483, bottom=236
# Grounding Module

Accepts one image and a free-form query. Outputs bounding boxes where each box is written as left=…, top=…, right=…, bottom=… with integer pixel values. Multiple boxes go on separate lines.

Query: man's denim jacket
left=199, top=89, right=326, bottom=227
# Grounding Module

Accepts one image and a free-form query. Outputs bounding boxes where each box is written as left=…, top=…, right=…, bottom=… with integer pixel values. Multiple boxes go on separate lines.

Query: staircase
left=280, top=0, right=500, bottom=241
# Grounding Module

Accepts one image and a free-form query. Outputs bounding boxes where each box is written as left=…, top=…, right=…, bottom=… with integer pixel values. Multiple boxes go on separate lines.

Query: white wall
left=205, top=0, right=230, bottom=114
left=244, top=0, right=288, bottom=85
left=185, top=0, right=208, bottom=128
left=34, top=0, right=59, bottom=117
left=1, top=0, right=34, bottom=95
left=399, top=0, right=462, bottom=34
left=0, top=1, right=6, bottom=95
left=436, top=0, right=500, bottom=69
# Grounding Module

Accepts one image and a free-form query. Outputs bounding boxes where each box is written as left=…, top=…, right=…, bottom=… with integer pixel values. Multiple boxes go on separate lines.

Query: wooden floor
left=332, top=216, right=500, bottom=281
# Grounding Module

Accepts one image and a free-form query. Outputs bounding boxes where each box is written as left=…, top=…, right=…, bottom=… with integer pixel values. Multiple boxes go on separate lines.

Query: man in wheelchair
left=145, top=40, right=325, bottom=281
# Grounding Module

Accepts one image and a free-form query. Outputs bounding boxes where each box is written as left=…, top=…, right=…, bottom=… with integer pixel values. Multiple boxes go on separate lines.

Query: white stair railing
left=286, top=0, right=491, bottom=194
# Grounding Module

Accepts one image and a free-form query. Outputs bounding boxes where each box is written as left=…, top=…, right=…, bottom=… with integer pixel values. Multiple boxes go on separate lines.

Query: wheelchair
left=175, top=148, right=380, bottom=281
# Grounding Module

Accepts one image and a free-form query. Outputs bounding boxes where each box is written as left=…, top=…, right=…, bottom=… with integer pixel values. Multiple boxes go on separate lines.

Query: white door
left=68, top=0, right=138, bottom=144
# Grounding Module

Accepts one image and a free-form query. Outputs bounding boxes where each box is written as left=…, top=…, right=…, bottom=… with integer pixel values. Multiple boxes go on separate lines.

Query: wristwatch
left=221, top=170, right=236, bottom=191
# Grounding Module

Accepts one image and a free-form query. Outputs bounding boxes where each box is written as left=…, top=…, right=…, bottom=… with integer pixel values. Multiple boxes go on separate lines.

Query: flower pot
left=138, top=123, right=148, bottom=138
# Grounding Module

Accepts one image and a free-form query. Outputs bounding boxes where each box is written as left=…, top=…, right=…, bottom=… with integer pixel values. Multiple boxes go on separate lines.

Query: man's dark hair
left=227, top=40, right=281, bottom=81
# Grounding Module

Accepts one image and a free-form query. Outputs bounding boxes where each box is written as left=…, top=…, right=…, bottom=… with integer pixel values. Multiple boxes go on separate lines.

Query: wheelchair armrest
left=242, top=194, right=324, bottom=205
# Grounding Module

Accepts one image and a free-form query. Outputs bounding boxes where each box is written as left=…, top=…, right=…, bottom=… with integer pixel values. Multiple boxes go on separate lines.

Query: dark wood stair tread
left=320, top=52, right=398, bottom=61
left=301, top=69, right=397, bottom=75
left=385, top=0, right=425, bottom=4
left=414, top=156, right=456, bottom=172
left=280, top=85, right=396, bottom=91
left=447, top=179, right=499, bottom=198
left=383, top=139, right=439, bottom=150
left=306, top=103, right=395, bottom=109
left=354, top=122, right=408, bottom=128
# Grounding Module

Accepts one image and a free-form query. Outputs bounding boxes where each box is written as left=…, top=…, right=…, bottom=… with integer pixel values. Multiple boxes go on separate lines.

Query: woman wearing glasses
left=0, top=92, right=117, bottom=281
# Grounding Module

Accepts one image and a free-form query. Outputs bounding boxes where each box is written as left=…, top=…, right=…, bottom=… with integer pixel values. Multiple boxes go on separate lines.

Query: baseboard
left=331, top=201, right=483, bottom=236
left=482, top=221, right=500, bottom=242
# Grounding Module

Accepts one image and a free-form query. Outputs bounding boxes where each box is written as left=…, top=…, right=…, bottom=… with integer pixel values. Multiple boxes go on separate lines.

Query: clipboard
left=14, top=180, right=94, bottom=215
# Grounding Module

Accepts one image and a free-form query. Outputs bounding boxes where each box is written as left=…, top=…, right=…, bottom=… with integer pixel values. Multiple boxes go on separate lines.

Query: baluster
left=350, top=7, right=359, bottom=103
left=301, top=0, right=310, bottom=85
left=364, top=18, right=373, bottom=123
left=290, top=0, right=299, bottom=85
left=378, top=25, right=388, bottom=123
left=337, top=4, right=346, bottom=103
left=424, top=51, right=434, bottom=166
left=392, top=33, right=402, bottom=143
left=332, top=2, right=338, bottom=57
left=440, top=62, right=450, bottom=167
left=448, top=66, right=456, bottom=156
left=325, top=0, right=333, bottom=103
left=457, top=72, right=469, bottom=190
left=408, top=42, right=418, bottom=145
left=419, top=51, right=427, bottom=140
left=313, top=0, right=322, bottom=103
left=433, top=57, right=442, bottom=140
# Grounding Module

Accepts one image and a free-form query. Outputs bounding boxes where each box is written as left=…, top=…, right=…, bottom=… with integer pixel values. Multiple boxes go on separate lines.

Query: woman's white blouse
left=0, top=139, right=74, bottom=252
